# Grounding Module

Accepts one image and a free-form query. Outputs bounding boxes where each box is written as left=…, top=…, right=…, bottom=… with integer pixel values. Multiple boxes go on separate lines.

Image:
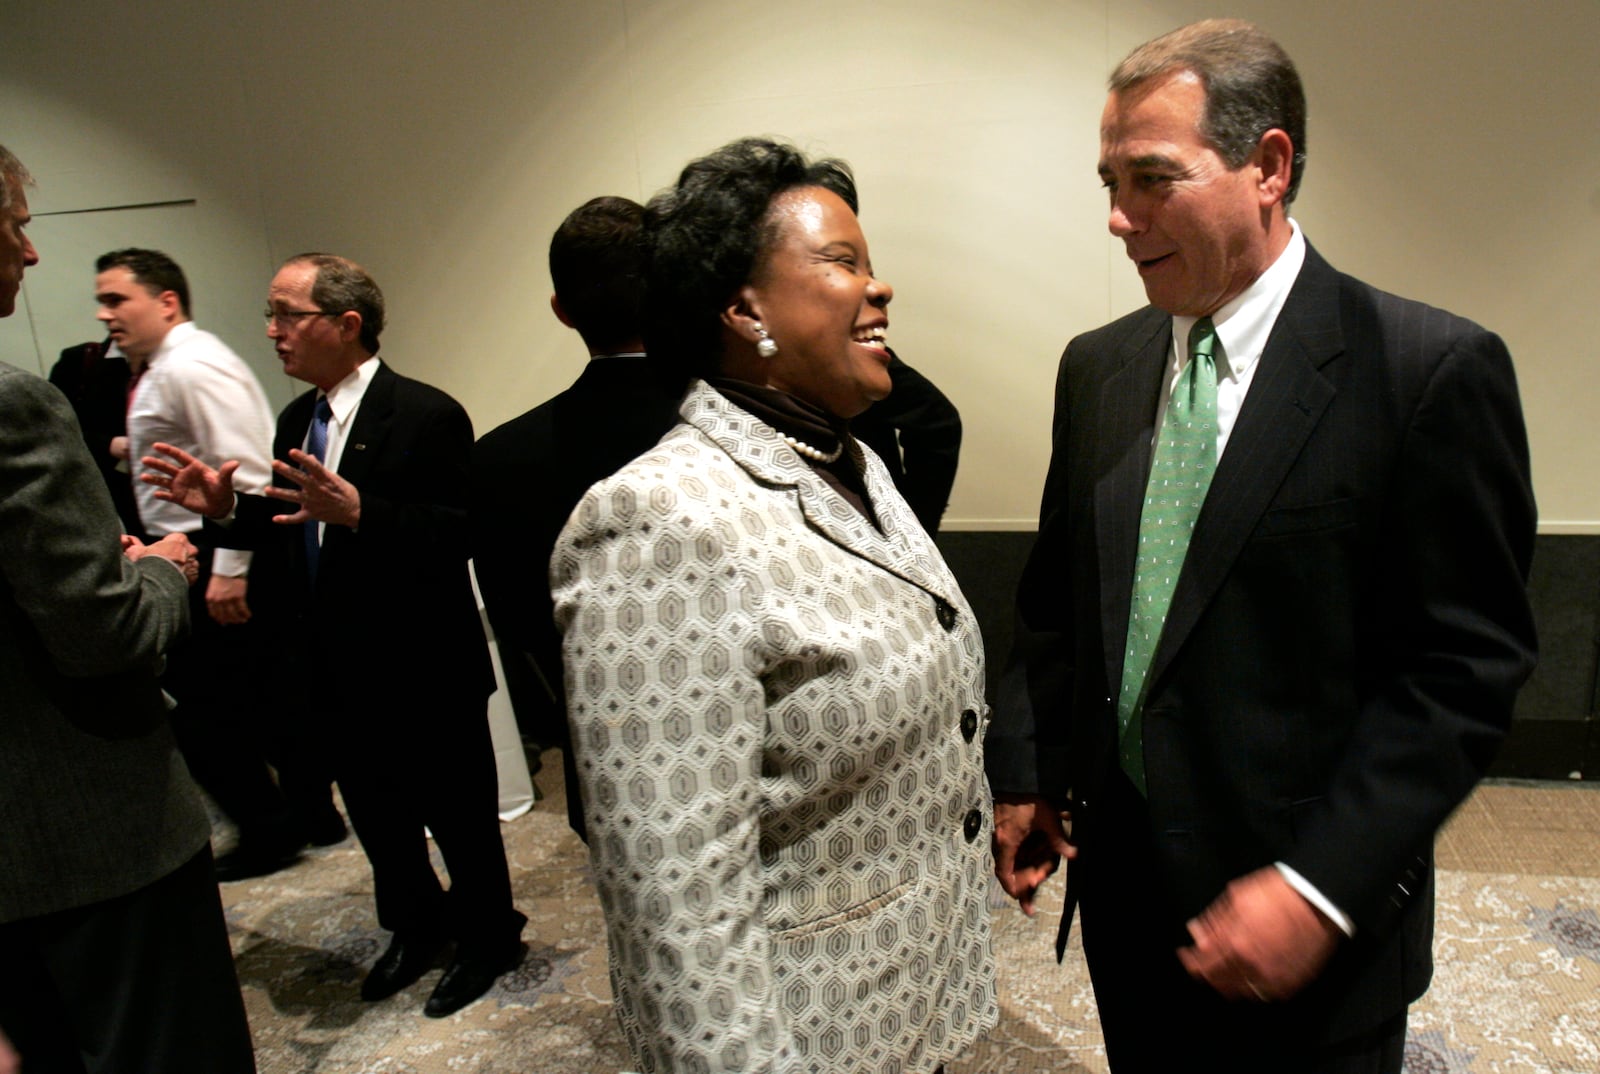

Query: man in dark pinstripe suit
left=987, top=20, right=1537, bottom=1074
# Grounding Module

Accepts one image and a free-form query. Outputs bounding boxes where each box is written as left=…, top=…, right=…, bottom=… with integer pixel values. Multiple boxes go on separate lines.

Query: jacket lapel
left=275, top=390, right=316, bottom=465
left=1095, top=313, right=1171, bottom=689
left=1143, top=246, right=1344, bottom=690
left=681, top=381, right=958, bottom=606
left=334, top=361, right=395, bottom=488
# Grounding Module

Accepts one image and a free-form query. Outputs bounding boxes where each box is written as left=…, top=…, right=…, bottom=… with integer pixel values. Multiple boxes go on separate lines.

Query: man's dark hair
left=549, top=196, right=647, bottom=354
left=96, top=248, right=192, bottom=318
left=0, top=144, right=32, bottom=212
left=286, top=252, right=386, bottom=355
left=643, top=137, right=858, bottom=377
left=1111, top=18, right=1307, bottom=205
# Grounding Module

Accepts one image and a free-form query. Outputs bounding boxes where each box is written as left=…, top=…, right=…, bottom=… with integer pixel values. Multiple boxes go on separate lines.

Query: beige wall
left=3, top=0, right=1595, bottom=530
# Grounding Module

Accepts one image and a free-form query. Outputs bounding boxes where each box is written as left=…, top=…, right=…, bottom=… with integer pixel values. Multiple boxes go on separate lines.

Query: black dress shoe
left=212, top=841, right=304, bottom=883
left=423, top=940, right=526, bottom=1018
left=360, top=928, right=449, bottom=1002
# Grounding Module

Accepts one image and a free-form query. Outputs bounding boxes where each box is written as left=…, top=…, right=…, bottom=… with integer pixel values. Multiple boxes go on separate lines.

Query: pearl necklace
left=782, top=433, right=843, bottom=464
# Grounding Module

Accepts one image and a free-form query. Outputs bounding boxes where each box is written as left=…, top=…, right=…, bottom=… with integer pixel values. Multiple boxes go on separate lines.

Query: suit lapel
left=276, top=390, right=316, bottom=465
left=792, top=452, right=955, bottom=603
left=1143, top=247, right=1344, bottom=689
left=1095, top=313, right=1170, bottom=689
left=682, top=381, right=957, bottom=605
left=335, top=361, right=395, bottom=487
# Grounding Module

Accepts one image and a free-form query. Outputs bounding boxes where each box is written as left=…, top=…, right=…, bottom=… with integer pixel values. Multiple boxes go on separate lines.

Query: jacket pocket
left=771, top=878, right=915, bottom=941
left=1253, top=497, right=1358, bottom=539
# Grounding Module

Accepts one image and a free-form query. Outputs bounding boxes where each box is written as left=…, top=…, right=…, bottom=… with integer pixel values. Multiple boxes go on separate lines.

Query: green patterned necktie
left=1117, top=317, right=1220, bottom=795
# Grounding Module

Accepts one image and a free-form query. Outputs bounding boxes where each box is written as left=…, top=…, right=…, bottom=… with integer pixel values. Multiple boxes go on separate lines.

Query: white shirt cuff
left=1276, top=862, right=1356, bottom=937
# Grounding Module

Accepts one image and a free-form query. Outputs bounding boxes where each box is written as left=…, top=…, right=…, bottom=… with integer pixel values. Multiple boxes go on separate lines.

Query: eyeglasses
left=264, top=308, right=338, bottom=329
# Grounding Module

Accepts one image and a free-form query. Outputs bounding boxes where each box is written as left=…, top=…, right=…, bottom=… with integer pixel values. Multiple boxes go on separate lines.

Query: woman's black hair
left=642, top=137, right=856, bottom=377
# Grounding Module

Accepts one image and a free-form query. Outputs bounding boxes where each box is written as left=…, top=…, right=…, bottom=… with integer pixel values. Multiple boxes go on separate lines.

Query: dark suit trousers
left=0, top=847, right=256, bottom=1074
left=326, top=683, right=519, bottom=952
left=1077, top=771, right=1405, bottom=1074
left=163, top=541, right=294, bottom=844
left=165, top=541, right=335, bottom=848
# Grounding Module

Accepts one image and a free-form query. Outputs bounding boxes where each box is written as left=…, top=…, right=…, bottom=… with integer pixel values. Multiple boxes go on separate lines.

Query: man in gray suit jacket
left=0, top=144, right=256, bottom=1074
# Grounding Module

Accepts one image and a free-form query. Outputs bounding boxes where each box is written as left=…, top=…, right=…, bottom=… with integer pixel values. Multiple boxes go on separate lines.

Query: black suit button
left=934, top=598, right=956, bottom=631
left=960, top=709, right=978, bottom=742
left=963, top=808, right=982, bottom=842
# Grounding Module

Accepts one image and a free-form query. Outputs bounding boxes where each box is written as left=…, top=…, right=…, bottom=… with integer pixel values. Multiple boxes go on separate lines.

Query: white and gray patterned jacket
left=553, top=380, right=998, bottom=1074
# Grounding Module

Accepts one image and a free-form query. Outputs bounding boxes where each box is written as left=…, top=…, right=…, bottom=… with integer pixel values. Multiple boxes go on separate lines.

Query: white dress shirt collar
left=1156, top=221, right=1307, bottom=460
left=1171, top=219, right=1306, bottom=386
left=312, top=355, right=380, bottom=476
left=145, top=319, right=198, bottom=370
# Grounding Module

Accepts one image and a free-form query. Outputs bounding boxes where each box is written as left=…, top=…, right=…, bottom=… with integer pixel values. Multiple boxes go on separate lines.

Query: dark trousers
left=165, top=548, right=335, bottom=848
left=0, top=847, right=256, bottom=1074
left=1077, top=771, right=1406, bottom=1074
left=329, top=688, right=521, bottom=953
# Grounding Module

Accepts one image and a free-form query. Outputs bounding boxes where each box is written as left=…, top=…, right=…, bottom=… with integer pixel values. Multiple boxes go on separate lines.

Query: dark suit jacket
left=1, top=362, right=204, bottom=923
left=215, top=361, right=493, bottom=718
left=471, top=357, right=685, bottom=839
left=471, top=357, right=685, bottom=744
left=853, top=351, right=962, bottom=536
left=987, top=244, right=1538, bottom=1041
left=48, top=340, right=139, bottom=534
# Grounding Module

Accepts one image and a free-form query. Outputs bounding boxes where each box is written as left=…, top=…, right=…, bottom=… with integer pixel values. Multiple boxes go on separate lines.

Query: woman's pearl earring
left=754, top=323, right=779, bottom=359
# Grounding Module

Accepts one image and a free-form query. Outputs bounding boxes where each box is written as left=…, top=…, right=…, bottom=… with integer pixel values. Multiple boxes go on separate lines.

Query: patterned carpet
left=223, top=758, right=1600, bottom=1074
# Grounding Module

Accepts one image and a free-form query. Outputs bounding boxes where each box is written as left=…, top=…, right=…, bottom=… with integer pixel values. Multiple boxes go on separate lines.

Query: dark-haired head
left=643, top=137, right=858, bottom=379
left=95, top=248, right=192, bottom=318
left=550, top=196, right=647, bottom=354
left=1111, top=18, right=1306, bottom=205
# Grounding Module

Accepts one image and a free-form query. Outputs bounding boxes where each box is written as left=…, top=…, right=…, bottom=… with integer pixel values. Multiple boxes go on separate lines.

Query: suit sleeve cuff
left=1276, top=862, right=1356, bottom=937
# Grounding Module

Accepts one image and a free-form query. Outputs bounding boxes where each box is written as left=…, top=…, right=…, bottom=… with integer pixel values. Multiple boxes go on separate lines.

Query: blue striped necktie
left=303, top=396, right=332, bottom=579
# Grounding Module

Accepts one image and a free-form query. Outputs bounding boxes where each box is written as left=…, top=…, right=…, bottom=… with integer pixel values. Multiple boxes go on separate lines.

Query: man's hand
left=0, top=1025, right=20, bottom=1074
left=992, top=793, right=1075, bottom=917
left=124, top=531, right=200, bottom=585
left=1177, top=866, right=1342, bottom=1003
left=267, top=449, right=361, bottom=529
left=140, top=443, right=239, bottom=519
left=206, top=573, right=251, bottom=624
left=109, top=435, right=130, bottom=460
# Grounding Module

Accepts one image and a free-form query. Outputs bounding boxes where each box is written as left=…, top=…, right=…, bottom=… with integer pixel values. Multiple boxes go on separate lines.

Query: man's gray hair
left=1111, top=19, right=1307, bottom=205
left=0, top=144, right=33, bottom=212
left=284, top=253, right=387, bottom=356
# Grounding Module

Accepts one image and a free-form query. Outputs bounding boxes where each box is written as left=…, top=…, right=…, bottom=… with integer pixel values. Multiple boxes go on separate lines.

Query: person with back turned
left=471, top=196, right=686, bottom=841
left=986, top=20, right=1537, bottom=1073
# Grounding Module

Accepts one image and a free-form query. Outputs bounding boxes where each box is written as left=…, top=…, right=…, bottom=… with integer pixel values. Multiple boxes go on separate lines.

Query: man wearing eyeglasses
left=98, top=248, right=328, bottom=883
left=144, top=253, right=525, bottom=1019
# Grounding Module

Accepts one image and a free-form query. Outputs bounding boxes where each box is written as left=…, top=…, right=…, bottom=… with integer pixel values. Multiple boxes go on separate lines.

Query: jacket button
left=960, top=709, right=978, bottom=742
left=963, top=808, right=982, bottom=842
left=934, top=598, right=956, bottom=631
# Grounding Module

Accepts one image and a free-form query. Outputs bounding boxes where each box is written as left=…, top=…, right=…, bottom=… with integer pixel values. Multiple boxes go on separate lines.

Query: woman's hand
left=992, top=793, right=1075, bottom=917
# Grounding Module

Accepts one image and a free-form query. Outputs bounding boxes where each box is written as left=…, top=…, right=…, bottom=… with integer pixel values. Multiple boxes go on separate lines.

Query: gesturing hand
left=140, top=442, right=239, bottom=519
left=1177, top=866, right=1342, bottom=1002
left=267, top=449, right=361, bottom=529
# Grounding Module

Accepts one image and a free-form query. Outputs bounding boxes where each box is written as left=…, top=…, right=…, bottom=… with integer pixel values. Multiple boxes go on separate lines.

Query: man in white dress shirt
left=99, top=248, right=339, bottom=879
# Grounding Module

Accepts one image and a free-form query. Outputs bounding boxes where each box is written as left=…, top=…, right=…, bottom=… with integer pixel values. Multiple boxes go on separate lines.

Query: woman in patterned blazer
left=552, top=138, right=997, bottom=1074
